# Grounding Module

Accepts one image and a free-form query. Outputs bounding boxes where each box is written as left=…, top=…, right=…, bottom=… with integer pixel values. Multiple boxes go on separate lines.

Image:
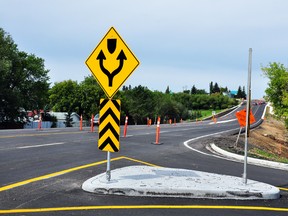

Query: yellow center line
left=1, top=156, right=288, bottom=214
left=279, top=187, right=288, bottom=191
left=121, top=156, right=161, bottom=167
left=0, top=156, right=157, bottom=193
left=0, top=156, right=125, bottom=192
left=0, top=205, right=288, bottom=214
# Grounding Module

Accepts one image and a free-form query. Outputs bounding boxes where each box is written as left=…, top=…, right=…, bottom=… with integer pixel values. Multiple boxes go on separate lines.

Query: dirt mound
left=212, top=115, right=288, bottom=163
left=249, top=115, right=288, bottom=158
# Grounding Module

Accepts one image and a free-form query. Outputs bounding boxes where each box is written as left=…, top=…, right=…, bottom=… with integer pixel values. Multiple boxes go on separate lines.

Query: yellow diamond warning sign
left=85, top=27, right=140, bottom=98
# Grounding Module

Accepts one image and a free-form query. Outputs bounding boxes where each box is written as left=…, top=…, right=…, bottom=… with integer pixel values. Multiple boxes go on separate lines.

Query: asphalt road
left=0, top=103, right=288, bottom=215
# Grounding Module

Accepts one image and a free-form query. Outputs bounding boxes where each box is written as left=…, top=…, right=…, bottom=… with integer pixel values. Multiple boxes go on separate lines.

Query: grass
left=249, top=148, right=288, bottom=164
left=186, top=109, right=224, bottom=121
left=200, top=109, right=222, bottom=119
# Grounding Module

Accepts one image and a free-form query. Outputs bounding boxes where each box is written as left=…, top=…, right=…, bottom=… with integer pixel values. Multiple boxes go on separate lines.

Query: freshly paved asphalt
left=0, top=103, right=288, bottom=215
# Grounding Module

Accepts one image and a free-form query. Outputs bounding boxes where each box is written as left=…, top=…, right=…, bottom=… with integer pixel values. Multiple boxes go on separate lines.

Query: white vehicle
left=93, top=114, right=100, bottom=126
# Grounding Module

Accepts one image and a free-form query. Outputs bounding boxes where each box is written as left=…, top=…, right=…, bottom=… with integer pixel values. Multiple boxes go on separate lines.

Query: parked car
left=93, top=114, right=100, bottom=126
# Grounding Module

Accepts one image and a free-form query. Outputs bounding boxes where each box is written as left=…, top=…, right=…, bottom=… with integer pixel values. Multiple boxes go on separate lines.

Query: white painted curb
left=210, top=143, right=288, bottom=171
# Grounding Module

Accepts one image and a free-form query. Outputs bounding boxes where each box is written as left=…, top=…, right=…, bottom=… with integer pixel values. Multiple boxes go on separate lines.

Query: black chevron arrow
left=99, top=136, right=119, bottom=152
left=99, top=108, right=120, bottom=125
left=99, top=122, right=119, bottom=140
left=100, top=99, right=120, bottom=111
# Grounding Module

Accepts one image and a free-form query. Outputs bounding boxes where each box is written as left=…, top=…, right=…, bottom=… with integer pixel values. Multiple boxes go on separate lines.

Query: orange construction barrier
left=155, top=117, right=161, bottom=144
left=212, top=115, right=217, bottom=124
left=80, top=115, right=83, bottom=131
left=147, top=117, right=150, bottom=126
left=123, top=116, right=128, bottom=137
left=37, top=116, right=42, bottom=130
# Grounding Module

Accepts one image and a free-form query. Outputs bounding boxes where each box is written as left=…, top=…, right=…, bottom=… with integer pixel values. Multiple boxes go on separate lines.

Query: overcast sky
left=1, top=0, right=288, bottom=99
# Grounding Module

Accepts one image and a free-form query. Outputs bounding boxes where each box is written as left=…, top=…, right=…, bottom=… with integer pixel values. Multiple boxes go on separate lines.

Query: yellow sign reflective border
left=98, top=99, right=121, bottom=152
left=86, top=27, right=139, bottom=99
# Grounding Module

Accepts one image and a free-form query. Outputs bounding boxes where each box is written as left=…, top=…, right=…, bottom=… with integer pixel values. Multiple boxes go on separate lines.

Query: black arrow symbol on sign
left=99, top=122, right=119, bottom=152
left=99, top=122, right=119, bottom=140
left=99, top=108, right=120, bottom=126
left=99, top=137, right=119, bottom=152
left=96, top=50, right=127, bottom=87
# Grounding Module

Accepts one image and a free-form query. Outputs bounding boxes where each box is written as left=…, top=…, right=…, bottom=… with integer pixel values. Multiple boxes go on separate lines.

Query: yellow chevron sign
left=98, top=99, right=121, bottom=152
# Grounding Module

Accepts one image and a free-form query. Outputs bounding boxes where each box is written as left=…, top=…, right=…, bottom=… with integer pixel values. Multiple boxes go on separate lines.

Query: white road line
left=183, top=128, right=237, bottom=157
left=17, top=142, right=66, bottom=149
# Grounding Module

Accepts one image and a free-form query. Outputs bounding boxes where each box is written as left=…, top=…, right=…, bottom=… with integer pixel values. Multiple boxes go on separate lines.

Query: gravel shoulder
left=212, top=115, right=288, bottom=163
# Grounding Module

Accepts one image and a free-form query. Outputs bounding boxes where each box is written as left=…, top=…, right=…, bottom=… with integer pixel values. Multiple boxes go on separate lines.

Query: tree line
left=48, top=77, right=239, bottom=125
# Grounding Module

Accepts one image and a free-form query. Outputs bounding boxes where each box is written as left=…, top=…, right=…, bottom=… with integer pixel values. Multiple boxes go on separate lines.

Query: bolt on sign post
left=85, top=27, right=139, bottom=181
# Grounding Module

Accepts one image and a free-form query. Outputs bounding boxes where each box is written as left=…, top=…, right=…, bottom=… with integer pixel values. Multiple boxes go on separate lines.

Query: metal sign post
left=243, top=48, right=252, bottom=184
left=106, top=151, right=111, bottom=181
left=235, top=127, right=242, bottom=148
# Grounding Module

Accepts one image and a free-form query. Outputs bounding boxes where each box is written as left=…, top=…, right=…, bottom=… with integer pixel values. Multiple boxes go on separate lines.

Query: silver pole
left=106, top=151, right=111, bottom=181
left=235, top=127, right=242, bottom=148
left=244, top=48, right=252, bottom=184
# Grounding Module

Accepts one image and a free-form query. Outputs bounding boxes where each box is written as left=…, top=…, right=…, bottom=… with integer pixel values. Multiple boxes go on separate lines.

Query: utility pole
left=244, top=48, right=252, bottom=184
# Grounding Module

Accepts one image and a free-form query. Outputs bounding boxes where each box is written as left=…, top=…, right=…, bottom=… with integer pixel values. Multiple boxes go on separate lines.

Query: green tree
left=209, top=82, right=214, bottom=94
left=160, top=97, right=180, bottom=122
left=78, top=75, right=105, bottom=120
left=125, top=85, right=155, bottom=124
left=165, top=85, right=170, bottom=94
left=242, top=86, right=246, bottom=99
left=0, top=28, right=50, bottom=125
left=64, top=112, right=73, bottom=127
left=191, top=85, right=197, bottom=94
left=213, top=82, right=220, bottom=93
left=236, top=86, right=243, bottom=98
left=220, top=86, right=228, bottom=94
left=262, top=62, right=288, bottom=128
left=49, top=80, right=80, bottom=113
left=196, top=89, right=207, bottom=94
